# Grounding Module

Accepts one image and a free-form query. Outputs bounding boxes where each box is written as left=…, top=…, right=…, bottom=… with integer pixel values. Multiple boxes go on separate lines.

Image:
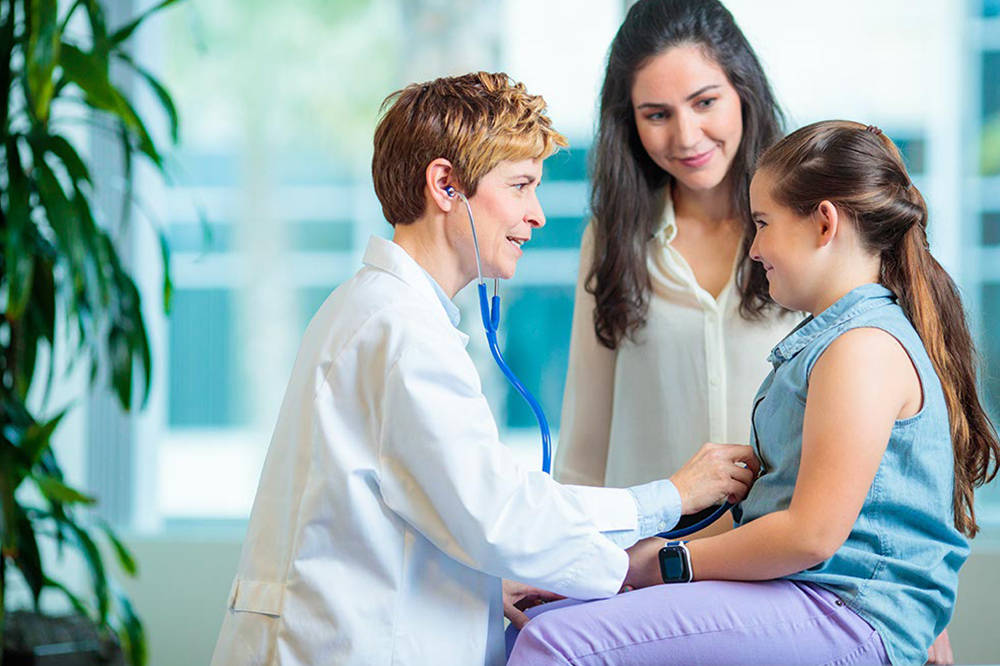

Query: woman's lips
left=677, top=147, right=715, bottom=168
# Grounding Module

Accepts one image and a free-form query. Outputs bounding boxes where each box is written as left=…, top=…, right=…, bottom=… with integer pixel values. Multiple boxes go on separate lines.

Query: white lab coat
left=210, top=235, right=639, bottom=666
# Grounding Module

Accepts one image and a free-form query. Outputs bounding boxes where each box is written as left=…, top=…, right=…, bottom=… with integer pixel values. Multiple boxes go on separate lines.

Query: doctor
left=210, top=71, right=759, bottom=666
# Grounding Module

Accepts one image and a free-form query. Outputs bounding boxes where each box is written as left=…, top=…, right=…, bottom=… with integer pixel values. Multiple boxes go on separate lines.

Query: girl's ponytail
left=882, top=200, right=997, bottom=536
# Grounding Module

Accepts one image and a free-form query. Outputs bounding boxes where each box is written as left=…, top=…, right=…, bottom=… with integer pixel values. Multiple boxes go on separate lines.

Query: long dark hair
left=589, top=0, right=784, bottom=349
left=758, top=120, right=1000, bottom=538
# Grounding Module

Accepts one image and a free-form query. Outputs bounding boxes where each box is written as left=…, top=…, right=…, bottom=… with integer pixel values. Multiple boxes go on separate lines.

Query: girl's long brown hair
left=589, top=0, right=784, bottom=349
left=758, top=120, right=1000, bottom=537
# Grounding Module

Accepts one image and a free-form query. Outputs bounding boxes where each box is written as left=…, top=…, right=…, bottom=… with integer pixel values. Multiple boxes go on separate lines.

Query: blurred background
left=28, top=0, right=1000, bottom=662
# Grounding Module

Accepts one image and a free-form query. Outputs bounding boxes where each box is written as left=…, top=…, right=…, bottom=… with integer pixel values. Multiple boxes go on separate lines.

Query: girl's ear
left=814, top=200, right=840, bottom=248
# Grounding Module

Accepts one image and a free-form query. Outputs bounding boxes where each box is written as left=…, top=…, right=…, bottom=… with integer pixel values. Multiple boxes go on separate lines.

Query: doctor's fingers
left=725, top=466, right=756, bottom=503
left=504, top=601, right=530, bottom=630
left=713, top=443, right=761, bottom=476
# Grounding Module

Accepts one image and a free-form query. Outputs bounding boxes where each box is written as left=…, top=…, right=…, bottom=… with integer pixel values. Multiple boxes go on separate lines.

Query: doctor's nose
left=526, top=196, right=546, bottom=228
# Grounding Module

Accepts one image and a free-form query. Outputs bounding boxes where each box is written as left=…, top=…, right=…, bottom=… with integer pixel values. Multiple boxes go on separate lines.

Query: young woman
left=556, top=0, right=793, bottom=512
left=507, top=121, right=1000, bottom=665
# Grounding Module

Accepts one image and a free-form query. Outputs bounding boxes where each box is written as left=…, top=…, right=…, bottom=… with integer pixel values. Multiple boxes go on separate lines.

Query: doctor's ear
left=814, top=200, right=841, bottom=247
left=425, top=158, right=456, bottom=212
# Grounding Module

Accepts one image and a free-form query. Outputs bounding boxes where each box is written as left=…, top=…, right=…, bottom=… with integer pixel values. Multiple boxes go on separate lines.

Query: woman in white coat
left=209, top=71, right=759, bottom=666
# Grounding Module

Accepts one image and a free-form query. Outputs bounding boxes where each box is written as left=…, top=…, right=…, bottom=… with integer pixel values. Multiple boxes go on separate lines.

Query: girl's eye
left=646, top=111, right=668, bottom=121
left=753, top=219, right=766, bottom=228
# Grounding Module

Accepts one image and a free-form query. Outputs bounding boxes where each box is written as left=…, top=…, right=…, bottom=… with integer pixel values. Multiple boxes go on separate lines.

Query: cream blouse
left=555, top=198, right=800, bottom=488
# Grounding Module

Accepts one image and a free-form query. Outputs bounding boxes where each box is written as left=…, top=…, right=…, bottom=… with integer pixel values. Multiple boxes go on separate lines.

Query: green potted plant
left=1, top=0, right=182, bottom=663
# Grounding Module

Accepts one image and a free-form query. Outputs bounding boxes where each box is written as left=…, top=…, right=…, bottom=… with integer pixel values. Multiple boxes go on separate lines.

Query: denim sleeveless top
left=733, top=283, right=969, bottom=665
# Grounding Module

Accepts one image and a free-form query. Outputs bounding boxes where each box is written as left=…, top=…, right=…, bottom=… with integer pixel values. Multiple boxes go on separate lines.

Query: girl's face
left=748, top=169, right=823, bottom=312
left=631, top=44, right=743, bottom=195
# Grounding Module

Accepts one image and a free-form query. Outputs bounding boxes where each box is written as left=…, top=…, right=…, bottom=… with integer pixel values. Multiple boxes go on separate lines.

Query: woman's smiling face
left=631, top=43, right=744, bottom=194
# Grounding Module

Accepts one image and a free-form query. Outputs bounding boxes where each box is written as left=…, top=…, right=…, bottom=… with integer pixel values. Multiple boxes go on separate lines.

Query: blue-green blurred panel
left=889, top=135, right=926, bottom=175
left=983, top=283, right=1000, bottom=421
left=980, top=282, right=1000, bottom=504
left=985, top=52, right=1000, bottom=119
left=531, top=216, right=587, bottom=249
left=543, top=147, right=589, bottom=182
left=168, top=288, right=241, bottom=427
left=291, top=220, right=353, bottom=251
left=986, top=0, right=1000, bottom=18
left=299, top=285, right=338, bottom=333
left=169, top=222, right=232, bottom=253
left=983, top=212, right=1000, bottom=246
left=500, top=286, right=575, bottom=430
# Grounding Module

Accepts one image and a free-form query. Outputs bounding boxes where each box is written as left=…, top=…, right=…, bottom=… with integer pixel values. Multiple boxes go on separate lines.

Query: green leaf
left=59, top=46, right=164, bottom=170
left=21, top=408, right=68, bottom=466
left=0, top=466, right=18, bottom=551
left=44, top=576, right=92, bottom=617
left=114, top=590, right=147, bottom=666
left=99, top=521, right=137, bottom=577
left=116, top=53, right=179, bottom=144
left=158, top=230, right=173, bottom=313
left=109, top=0, right=182, bottom=46
left=64, top=520, right=110, bottom=624
left=58, top=42, right=120, bottom=113
left=5, top=137, right=36, bottom=319
left=27, top=0, right=62, bottom=121
left=14, top=503, right=45, bottom=607
left=109, top=325, right=133, bottom=410
left=34, top=473, right=96, bottom=506
left=42, top=134, right=92, bottom=185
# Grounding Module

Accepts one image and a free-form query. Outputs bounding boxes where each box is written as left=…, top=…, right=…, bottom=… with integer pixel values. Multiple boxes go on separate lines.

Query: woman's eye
left=753, top=219, right=766, bottom=228
left=696, top=98, right=717, bottom=109
left=646, top=111, right=667, bottom=121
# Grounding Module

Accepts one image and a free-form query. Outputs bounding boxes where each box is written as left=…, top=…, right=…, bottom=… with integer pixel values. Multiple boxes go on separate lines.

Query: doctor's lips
left=676, top=147, right=715, bottom=168
left=506, top=235, right=529, bottom=248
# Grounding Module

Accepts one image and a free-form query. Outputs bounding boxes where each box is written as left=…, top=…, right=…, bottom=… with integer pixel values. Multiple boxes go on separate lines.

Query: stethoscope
left=446, top=185, right=730, bottom=539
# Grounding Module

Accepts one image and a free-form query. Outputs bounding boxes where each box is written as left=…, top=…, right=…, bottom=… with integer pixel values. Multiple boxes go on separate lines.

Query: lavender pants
left=506, top=580, right=889, bottom=665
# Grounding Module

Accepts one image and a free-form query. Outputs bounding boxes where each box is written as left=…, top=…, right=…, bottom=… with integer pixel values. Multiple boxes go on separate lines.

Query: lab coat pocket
left=228, top=578, right=285, bottom=617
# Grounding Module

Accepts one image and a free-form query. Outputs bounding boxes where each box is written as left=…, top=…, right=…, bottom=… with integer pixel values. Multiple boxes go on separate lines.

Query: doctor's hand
left=502, top=580, right=564, bottom=630
left=670, top=443, right=760, bottom=515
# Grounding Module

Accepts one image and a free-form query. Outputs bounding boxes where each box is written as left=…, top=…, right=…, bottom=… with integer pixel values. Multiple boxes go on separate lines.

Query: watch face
left=659, top=545, right=690, bottom=583
left=661, top=549, right=686, bottom=579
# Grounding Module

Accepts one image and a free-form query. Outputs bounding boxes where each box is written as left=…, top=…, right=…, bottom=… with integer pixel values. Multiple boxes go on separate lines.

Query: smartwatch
left=658, top=540, right=693, bottom=584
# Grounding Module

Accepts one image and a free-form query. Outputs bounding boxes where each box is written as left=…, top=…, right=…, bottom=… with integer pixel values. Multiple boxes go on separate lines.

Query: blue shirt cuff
left=601, top=479, right=681, bottom=548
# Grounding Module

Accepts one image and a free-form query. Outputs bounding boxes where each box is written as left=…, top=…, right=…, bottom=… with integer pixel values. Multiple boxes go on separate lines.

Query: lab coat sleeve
left=554, top=222, right=617, bottom=487
left=370, top=304, right=632, bottom=601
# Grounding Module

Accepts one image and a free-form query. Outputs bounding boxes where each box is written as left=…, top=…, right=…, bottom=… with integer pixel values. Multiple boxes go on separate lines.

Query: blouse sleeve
left=554, top=222, right=617, bottom=487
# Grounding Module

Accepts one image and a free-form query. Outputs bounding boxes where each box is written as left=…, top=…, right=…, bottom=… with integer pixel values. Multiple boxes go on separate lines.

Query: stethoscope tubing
left=451, top=186, right=725, bottom=536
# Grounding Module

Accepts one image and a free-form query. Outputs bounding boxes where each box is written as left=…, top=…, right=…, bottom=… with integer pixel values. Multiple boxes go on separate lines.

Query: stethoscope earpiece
left=445, top=185, right=456, bottom=198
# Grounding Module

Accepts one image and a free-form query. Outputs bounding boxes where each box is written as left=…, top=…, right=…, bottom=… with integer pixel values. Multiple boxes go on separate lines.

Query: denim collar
left=768, top=283, right=895, bottom=365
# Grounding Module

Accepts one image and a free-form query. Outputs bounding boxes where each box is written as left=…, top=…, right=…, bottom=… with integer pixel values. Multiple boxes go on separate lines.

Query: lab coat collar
left=363, top=235, right=470, bottom=347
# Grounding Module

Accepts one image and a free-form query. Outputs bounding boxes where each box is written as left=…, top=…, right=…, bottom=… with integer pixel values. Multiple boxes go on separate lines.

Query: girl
left=508, top=121, right=1000, bottom=665
left=556, top=0, right=794, bottom=533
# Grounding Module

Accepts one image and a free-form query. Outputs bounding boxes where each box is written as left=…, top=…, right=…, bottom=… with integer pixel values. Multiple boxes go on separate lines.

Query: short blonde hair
left=372, top=71, right=568, bottom=226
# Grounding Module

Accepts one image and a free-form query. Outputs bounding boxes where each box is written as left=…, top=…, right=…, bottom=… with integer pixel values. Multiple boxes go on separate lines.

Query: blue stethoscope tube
left=448, top=186, right=552, bottom=473
left=448, top=185, right=728, bottom=536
